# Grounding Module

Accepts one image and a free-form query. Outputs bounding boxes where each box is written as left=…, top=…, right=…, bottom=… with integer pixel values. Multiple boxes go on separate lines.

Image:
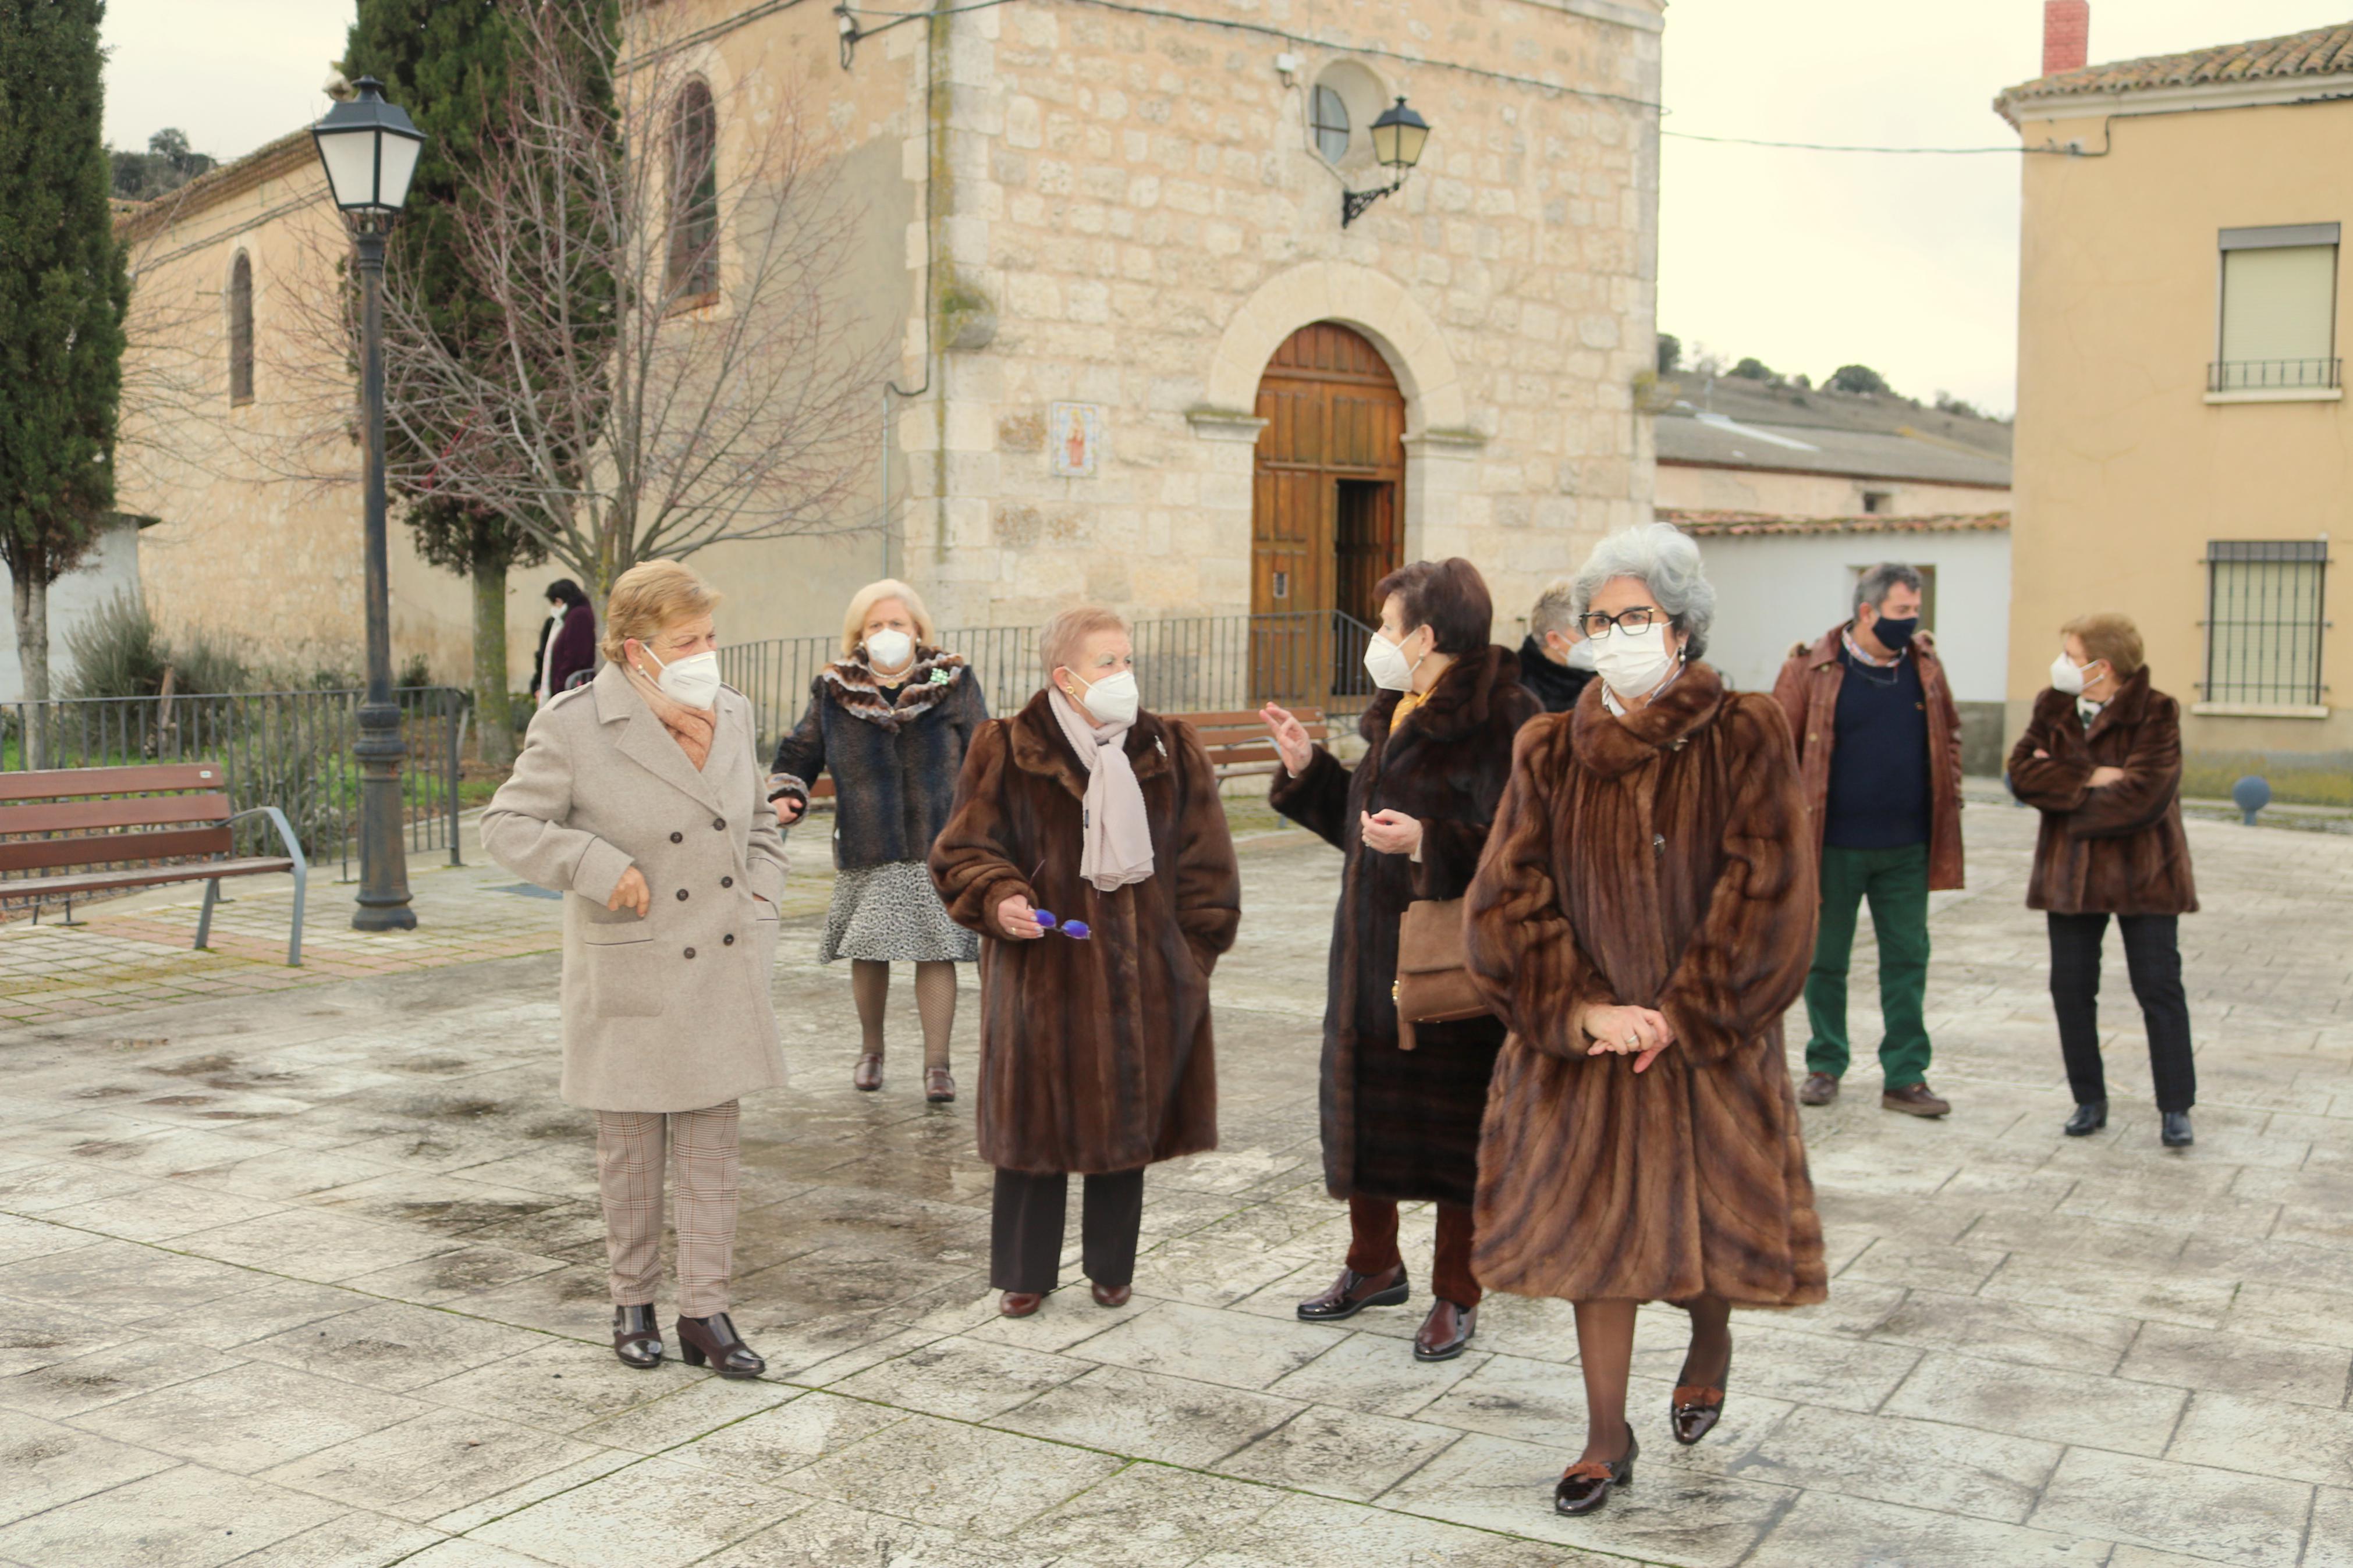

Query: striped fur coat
left=1463, top=663, right=1827, bottom=1306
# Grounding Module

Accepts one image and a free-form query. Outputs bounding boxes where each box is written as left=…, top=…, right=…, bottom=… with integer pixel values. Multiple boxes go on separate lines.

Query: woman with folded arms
left=930, top=606, right=1241, bottom=1317
left=1465, top=524, right=1824, bottom=1517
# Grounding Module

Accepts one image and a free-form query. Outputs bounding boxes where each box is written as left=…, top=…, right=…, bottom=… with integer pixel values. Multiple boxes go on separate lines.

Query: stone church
left=115, top=0, right=1663, bottom=694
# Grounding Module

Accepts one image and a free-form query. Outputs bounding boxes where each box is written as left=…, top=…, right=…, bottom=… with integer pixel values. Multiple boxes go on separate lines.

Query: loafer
left=924, top=1067, right=956, bottom=1103
left=1882, top=1082, right=1951, bottom=1118
left=1554, top=1425, right=1638, bottom=1516
left=853, top=1054, right=883, bottom=1091
left=2063, top=1100, right=2107, bottom=1137
left=998, top=1290, right=1045, bottom=1318
left=611, top=1303, right=662, bottom=1370
left=1089, top=1280, right=1131, bottom=1309
left=1297, top=1263, right=1408, bottom=1322
left=1797, top=1071, right=1839, bottom=1107
left=1671, top=1343, right=1730, bottom=1445
left=675, top=1311, right=765, bottom=1379
left=2161, top=1111, right=2194, bottom=1148
left=1413, top=1298, right=1477, bottom=1361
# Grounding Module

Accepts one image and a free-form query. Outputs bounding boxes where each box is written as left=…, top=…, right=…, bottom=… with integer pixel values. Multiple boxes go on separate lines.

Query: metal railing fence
left=722, top=611, right=1382, bottom=762
left=2208, top=357, right=2343, bottom=393
left=0, top=687, right=465, bottom=880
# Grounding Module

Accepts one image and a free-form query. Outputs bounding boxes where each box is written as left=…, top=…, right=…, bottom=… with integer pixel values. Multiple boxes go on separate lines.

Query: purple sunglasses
left=1032, top=909, right=1092, bottom=940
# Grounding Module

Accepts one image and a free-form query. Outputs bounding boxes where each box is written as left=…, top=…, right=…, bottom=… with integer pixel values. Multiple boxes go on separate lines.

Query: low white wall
left=0, top=520, right=144, bottom=702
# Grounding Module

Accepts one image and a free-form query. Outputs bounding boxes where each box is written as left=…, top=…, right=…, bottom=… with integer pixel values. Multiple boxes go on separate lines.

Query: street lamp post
left=311, top=77, right=427, bottom=932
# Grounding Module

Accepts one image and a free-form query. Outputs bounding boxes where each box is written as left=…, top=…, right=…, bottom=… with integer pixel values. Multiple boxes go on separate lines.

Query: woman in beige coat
left=482, top=561, right=788, bottom=1378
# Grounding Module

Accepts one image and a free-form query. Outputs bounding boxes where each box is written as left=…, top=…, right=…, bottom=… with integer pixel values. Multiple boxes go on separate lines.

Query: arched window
left=666, top=78, right=719, bottom=301
left=227, top=253, right=254, bottom=406
left=1311, top=86, right=1350, bottom=163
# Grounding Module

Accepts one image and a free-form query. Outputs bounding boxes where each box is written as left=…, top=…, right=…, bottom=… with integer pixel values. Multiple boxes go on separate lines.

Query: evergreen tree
left=0, top=0, right=130, bottom=765
left=345, top=0, right=544, bottom=762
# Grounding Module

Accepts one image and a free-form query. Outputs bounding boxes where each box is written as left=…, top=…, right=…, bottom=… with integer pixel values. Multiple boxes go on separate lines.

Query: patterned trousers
left=593, top=1101, right=741, bottom=1318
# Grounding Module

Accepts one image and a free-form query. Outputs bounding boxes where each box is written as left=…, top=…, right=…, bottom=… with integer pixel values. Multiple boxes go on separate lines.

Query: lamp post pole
left=350, top=218, right=414, bottom=931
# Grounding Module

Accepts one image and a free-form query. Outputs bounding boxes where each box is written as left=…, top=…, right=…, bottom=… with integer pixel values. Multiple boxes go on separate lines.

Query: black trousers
left=991, top=1168, right=1145, bottom=1295
left=2047, top=912, right=2196, bottom=1114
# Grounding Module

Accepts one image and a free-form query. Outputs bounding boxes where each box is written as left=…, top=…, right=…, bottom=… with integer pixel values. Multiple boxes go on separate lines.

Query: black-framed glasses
left=1577, top=606, right=1667, bottom=639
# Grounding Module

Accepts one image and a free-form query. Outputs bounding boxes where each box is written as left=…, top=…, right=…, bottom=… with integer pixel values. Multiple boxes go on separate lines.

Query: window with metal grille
left=2213, top=225, right=2341, bottom=392
left=2203, top=540, right=2329, bottom=705
left=227, top=253, right=254, bottom=406
left=1311, top=85, right=1350, bottom=163
left=666, top=79, right=719, bottom=302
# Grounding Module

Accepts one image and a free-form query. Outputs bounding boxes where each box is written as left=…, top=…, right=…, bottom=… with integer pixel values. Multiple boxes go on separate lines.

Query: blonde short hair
left=601, top=560, right=721, bottom=664
left=1040, top=605, right=1128, bottom=682
left=2061, top=611, right=2144, bottom=677
left=841, top=578, right=938, bottom=657
left=1528, top=577, right=1579, bottom=639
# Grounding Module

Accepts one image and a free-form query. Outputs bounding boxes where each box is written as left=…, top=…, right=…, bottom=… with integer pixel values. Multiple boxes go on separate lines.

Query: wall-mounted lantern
left=1341, top=97, right=1431, bottom=227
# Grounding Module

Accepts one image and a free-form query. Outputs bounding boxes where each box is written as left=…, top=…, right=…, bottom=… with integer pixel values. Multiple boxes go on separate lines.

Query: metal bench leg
left=286, top=863, right=306, bottom=968
left=59, top=896, right=78, bottom=928
left=196, top=880, right=219, bottom=951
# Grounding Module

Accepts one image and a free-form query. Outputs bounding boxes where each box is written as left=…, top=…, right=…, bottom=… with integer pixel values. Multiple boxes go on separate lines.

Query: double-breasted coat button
left=684, top=947, right=696, bottom=959
left=669, top=831, right=683, bottom=844
left=721, top=876, right=733, bottom=888
left=676, top=888, right=690, bottom=901
left=712, top=818, right=726, bottom=831
left=723, top=934, right=736, bottom=945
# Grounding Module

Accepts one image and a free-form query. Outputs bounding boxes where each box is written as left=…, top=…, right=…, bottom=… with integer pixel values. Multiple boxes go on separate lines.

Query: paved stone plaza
left=0, top=791, right=2348, bottom=1567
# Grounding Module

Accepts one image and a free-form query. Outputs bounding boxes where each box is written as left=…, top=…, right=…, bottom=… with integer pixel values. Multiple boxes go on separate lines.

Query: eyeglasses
left=1032, top=909, right=1091, bottom=940
left=1576, top=607, right=1667, bottom=639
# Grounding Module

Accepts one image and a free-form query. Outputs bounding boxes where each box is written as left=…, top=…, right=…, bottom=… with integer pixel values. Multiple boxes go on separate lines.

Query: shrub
left=171, top=629, right=253, bottom=695
left=61, top=593, right=171, bottom=698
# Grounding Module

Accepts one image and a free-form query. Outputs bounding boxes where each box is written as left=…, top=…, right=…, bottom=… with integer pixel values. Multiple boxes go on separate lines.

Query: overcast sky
left=102, top=0, right=2350, bottom=417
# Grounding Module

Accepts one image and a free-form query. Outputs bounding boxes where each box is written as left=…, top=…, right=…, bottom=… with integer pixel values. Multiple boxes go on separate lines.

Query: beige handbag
left=1392, top=898, right=1492, bottom=1051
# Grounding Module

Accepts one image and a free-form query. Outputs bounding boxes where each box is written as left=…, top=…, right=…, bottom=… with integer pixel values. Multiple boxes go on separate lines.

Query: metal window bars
left=2208, top=358, right=2343, bottom=393
left=2202, top=541, right=2329, bottom=705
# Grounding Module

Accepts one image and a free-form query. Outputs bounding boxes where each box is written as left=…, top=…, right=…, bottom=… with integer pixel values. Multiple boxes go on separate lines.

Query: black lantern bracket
left=1341, top=177, right=1407, bottom=227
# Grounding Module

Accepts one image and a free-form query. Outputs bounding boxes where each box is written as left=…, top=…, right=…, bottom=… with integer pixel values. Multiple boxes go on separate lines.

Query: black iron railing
left=0, top=687, right=466, bottom=880
left=722, top=611, right=1382, bottom=762
left=2208, top=358, right=2343, bottom=393
left=2202, top=541, right=2329, bottom=706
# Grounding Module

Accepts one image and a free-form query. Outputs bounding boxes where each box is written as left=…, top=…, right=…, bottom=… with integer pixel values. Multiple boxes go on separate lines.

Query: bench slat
left=0, top=793, right=232, bottom=835
left=0, top=858, right=296, bottom=901
left=0, top=764, right=227, bottom=803
left=0, top=826, right=236, bottom=874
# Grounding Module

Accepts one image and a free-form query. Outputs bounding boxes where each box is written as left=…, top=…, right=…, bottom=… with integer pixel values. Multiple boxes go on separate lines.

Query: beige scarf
left=624, top=664, right=717, bottom=770
left=1047, top=687, right=1155, bottom=891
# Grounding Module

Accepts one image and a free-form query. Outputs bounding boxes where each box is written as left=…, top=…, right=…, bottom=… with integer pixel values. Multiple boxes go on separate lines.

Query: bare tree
left=373, top=0, right=883, bottom=602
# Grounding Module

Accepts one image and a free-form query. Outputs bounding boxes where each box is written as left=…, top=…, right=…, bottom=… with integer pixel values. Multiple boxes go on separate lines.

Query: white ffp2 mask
left=643, top=647, right=722, bottom=709
left=1362, top=631, right=1421, bottom=692
left=864, top=629, right=914, bottom=672
left=1073, top=669, right=1139, bottom=727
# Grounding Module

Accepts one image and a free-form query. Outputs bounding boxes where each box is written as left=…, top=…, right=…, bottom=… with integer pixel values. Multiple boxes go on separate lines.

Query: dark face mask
left=1870, top=614, right=1919, bottom=649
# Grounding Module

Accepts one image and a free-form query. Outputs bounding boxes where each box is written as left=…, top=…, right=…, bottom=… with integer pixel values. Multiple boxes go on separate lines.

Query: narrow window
left=2205, top=540, right=2328, bottom=705
left=667, top=79, right=719, bottom=302
left=1861, top=490, right=1891, bottom=515
left=2214, top=225, right=2340, bottom=392
left=1311, top=85, right=1350, bottom=163
left=228, top=252, right=254, bottom=406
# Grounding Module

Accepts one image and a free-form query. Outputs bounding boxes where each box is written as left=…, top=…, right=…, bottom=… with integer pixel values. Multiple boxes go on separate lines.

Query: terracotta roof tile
left=1664, top=510, right=2010, bottom=537
left=2000, top=22, right=2353, bottom=110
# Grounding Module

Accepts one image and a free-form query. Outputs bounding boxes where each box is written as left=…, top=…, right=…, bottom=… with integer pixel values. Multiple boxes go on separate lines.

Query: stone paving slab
left=0, top=800, right=2347, bottom=1565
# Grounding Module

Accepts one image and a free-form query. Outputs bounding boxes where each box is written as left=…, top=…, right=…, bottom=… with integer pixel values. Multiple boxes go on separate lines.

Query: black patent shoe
left=2063, top=1100, right=2107, bottom=1137
left=1296, top=1264, right=1408, bottom=1322
left=676, top=1312, right=765, bottom=1378
left=2161, top=1111, right=2194, bottom=1148
left=1555, top=1425, right=1638, bottom=1516
left=612, top=1304, right=662, bottom=1370
left=1671, top=1343, right=1730, bottom=1445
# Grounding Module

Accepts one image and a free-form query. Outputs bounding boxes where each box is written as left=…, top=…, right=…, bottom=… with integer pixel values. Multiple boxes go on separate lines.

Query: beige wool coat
left=482, top=664, right=790, bottom=1113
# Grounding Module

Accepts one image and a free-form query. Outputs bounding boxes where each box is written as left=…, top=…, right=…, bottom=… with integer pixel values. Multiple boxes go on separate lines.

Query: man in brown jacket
left=1773, top=564, right=1965, bottom=1117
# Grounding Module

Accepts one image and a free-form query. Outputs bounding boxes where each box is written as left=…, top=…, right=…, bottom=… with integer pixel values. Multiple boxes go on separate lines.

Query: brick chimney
left=2043, top=1, right=2090, bottom=76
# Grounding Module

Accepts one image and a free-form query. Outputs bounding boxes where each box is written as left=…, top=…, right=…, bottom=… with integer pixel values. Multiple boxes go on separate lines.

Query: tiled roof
left=1999, top=22, right=2353, bottom=112
left=1655, top=411, right=2011, bottom=489
left=1665, top=510, right=2010, bottom=537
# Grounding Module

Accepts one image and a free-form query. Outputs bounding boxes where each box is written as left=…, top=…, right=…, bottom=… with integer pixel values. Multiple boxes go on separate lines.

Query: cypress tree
left=0, top=0, right=129, bottom=765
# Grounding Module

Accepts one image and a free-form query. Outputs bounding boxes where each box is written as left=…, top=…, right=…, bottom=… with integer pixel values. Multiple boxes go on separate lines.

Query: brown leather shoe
left=1413, top=1299, right=1477, bottom=1361
left=1882, top=1082, right=1951, bottom=1117
left=1089, top=1281, right=1131, bottom=1309
left=674, top=1311, right=764, bottom=1379
left=853, top=1053, right=883, bottom=1091
left=1296, top=1263, right=1408, bottom=1322
left=924, top=1067, right=956, bottom=1103
left=1797, top=1072, right=1839, bottom=1107
left=998, top=1290, right=1044, bottom=1318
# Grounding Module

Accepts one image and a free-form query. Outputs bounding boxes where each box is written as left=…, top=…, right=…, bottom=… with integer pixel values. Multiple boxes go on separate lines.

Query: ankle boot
left=675, top=1312, right=765, bottom=1378
left=612, top=1304, right=662, bottom=1369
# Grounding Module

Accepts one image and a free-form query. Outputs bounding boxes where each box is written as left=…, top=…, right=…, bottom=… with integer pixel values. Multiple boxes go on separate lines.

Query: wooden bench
left=1174, top=708, right=1330, bottom=780
left=0, top=764, right=310, bottom=966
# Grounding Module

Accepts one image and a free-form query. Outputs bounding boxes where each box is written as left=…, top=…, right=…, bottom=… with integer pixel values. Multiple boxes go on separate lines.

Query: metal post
left=350, top=223, right=416, bottom=931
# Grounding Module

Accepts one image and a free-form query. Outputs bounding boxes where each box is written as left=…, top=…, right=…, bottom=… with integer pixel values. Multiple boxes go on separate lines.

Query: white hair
left=1528, top=577, right=1580, bottom=639
left=1570, top=523, right=1716, bottom=659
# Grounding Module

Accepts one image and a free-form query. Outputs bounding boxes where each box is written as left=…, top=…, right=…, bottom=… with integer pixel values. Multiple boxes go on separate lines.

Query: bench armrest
left=225, top=806, right=310, bottom=881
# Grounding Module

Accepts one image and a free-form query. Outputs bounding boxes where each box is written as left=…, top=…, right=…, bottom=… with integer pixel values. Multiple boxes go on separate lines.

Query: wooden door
left=1251, top=323, right=1406, bottom=702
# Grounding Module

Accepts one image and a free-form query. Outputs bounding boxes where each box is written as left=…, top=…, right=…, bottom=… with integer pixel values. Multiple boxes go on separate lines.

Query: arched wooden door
left=1251, top=323, right=1406, bottom=701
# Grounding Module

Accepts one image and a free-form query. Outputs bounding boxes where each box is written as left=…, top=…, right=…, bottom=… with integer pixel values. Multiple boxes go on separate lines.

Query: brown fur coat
left=2006, top=669, right=2198, bottom=916
left=1465, top=664, right=1827, bottom=1306
left=1270, top=645, right=1538, bottom=1206
left=930, top=691, right=1241, bottom=1174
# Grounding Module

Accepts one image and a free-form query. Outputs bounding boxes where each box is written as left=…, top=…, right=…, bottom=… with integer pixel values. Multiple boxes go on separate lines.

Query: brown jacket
left=2006, top=669, right=2198, bottom=916
left=1465, top=664, right=1826, bottom=1306
left=1772, top=624, right=1966, bottom=890
left=1269, top=644, right=1538, bottom=1206
left=930, top=691, right=1241, bottom=1174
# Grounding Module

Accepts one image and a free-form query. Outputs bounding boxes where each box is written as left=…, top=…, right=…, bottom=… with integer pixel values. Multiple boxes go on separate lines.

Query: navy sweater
left=1823, top=645, right=1932, bottom=851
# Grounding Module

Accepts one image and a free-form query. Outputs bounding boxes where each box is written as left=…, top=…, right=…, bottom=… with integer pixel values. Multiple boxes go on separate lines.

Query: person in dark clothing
left=1518, top=577, right=1598, bottom=715
left=2007, top=613, right=2198, bottom=1149
left=1772, top=563, right=1965, bottom=1118
left=534, top=579, right=598, bottom=702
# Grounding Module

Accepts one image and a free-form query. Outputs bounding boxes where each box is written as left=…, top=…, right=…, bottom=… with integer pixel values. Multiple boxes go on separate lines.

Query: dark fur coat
left=1270, top=644, right=1539, bottom=1206
left=2006, top=668, right=2197, bottom=916
left=929, top=692, right=1241, bottom=1174
left=769, top=647, right=988, bottom=870
left=1465, top=664, right=1827, bottom=1306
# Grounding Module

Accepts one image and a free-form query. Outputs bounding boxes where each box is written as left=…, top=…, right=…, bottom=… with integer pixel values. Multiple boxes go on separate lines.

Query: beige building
left=1997, top=12, right=2350, bottom=799
left=116, top=0, right=1666, bottom=698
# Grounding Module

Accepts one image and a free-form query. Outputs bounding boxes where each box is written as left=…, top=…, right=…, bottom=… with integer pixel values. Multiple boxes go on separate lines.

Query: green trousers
left=1804, top=842, right=1933, bottom=1087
